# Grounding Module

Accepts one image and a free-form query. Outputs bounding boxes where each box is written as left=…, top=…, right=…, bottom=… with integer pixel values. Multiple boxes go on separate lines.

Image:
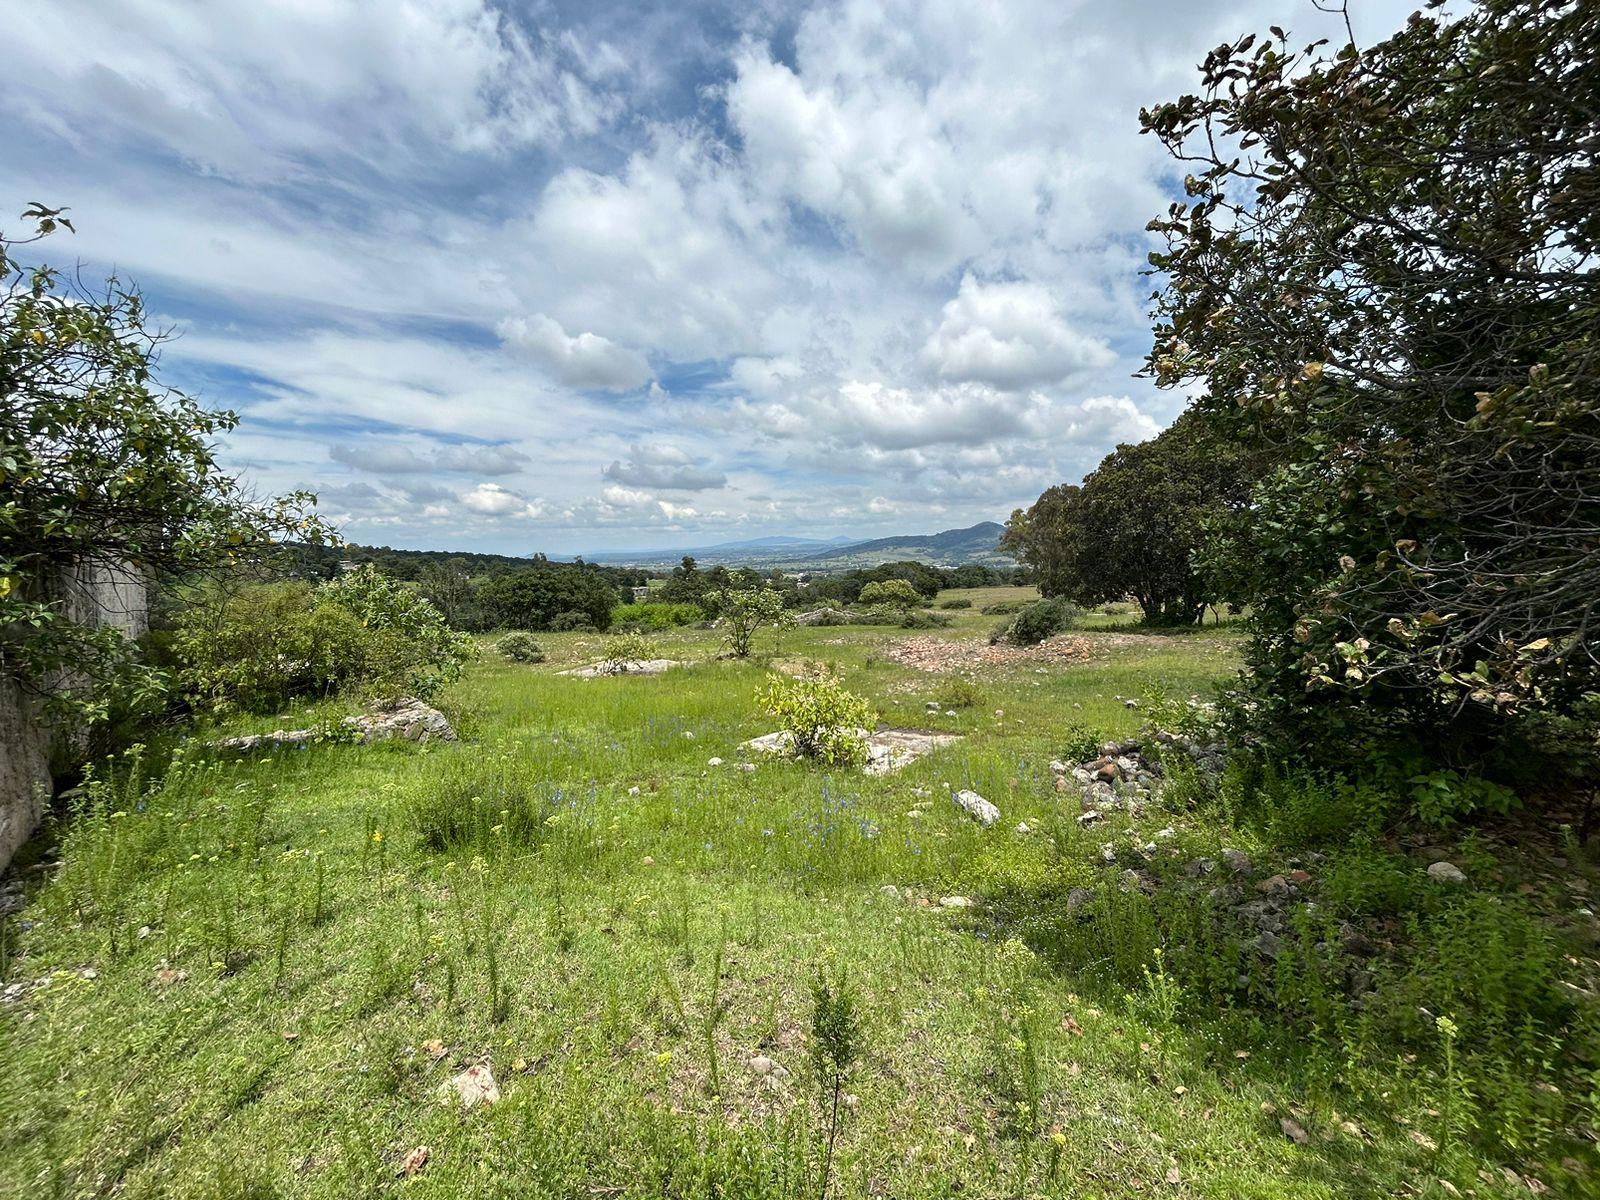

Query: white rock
left=682, top=731, right=696, bottom=741
left=442, top=1064, right=500, bottom=1109
left=953, top=789, right=1000, bottom=827
left=736, top=762, right=756, bottom=773
left=879, top=884, right=901, bottom=899
left=1048, top=760, right=1069, bottom=775
left=940, top=895, right=976, bottom=909
left=707, top=757, right=723, bottom=767
left=1427, top=861, right=1468, bottom=885
left=1155, top=827, right=1177, bottom=840
left=1015, top=821, right=1031, bottom=834
left=627, top=786, right=641, bottom=796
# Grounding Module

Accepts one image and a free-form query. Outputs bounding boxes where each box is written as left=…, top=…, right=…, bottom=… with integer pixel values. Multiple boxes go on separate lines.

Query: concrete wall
left=0, top=560, right=148, bottom=871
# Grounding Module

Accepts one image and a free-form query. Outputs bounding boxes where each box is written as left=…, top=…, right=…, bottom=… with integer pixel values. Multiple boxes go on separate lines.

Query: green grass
left=1, top=594, right=1592, bottom=1197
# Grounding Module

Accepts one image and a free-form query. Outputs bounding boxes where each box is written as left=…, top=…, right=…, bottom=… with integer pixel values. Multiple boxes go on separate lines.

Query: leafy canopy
left=1141, top=0, right=1600, bottom=762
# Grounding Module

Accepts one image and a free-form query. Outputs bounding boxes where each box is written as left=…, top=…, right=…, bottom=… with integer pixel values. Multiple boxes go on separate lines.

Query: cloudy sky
left=7, top=0, right=1417, bottom=554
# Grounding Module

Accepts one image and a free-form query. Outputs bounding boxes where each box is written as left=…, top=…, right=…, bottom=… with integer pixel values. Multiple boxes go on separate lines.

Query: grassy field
left=0, top=591, right=1591, bottom=1198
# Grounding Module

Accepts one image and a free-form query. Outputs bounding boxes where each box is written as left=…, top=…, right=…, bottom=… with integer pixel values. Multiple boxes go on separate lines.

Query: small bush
left=931, top=676, right=982, bottom=709
left=897, top=608, right=952, bottom=629
left=495, top=632, right=545, bottom=663
left=758, top=672, right=877, bottom=767
left=981, top=599, right=1028, bottom=615
left=703, top=585, right=792, bottom=657
left=994, top=598, right=1082, bottom=646
left=938, top=598, right=972, bottom=609
left=600, top=631, right=656, bottom=668
left=549, top=610, right=597, bottom=633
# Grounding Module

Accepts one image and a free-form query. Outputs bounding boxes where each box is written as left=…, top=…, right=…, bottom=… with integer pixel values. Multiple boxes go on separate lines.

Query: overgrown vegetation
left=173, top=566, right=473, bottom=713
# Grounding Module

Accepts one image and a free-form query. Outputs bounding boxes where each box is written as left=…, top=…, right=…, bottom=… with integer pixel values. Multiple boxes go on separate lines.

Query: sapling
left=808, top=968, right=863, bottom=1200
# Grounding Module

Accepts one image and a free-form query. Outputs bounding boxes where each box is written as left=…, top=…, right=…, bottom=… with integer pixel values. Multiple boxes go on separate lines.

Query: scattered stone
left=1077, top=810, right=1103, bottom=828
left=214, top=696, right=456, bottom=752
left=1183, top=858, right=1216, bottom=878
left=736, top=762, right=756, bottom=773
left=1220, top=848, right=1252, bottom=874
left=1280, top=1117, right=1310, bottom=1145
left=940, top=895, right=976, bottom=909
left=953, top=789, right=1000, bottom=827
left=559, top=658, right=683, bottom=678
left=627, top=786, right=641, bottom=796
left=1257, top=874, right=1291, bottom=898
left=1255, top=930, right=1283, bottom=959
left=398, top=1146, right=431, bottom=1177
left=1048, top=760, right=1069, bottom=775
left=1124, top=698, right=1139, bottom=709
left=741, top=728, right=960, bottom=776
left=1287, top=869, right=1312, bottom=885
left=1015, top=821, right=1031, bottom=834
left=1155, top=826, right=1177, bottom=841
left=707, top=757, right=723, bottom=767
left=683, top=731, right=696, bottom=741
left=879, top=885, right=901, bottom=899
left=1066, top=887, right=1097, bottom=913
left=1427, top=861, right=1468, bottom=885
left=443, top=1064, right=500, bottom=1110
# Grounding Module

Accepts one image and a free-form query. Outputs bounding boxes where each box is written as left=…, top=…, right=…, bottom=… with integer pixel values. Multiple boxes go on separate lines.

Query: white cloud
left=498, top=314, right=651, bottom=391
left=922, top=274, right=1115, bottom=390
left=603, top=444, right=726, bottom=491
left=461, top=483, right=546, bottom=519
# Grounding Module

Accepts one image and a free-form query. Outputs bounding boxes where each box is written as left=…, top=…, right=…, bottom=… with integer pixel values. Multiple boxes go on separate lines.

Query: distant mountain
left=808, top=522, right=1009, bottom=567
left=563, top=522, right=1011, bottom=570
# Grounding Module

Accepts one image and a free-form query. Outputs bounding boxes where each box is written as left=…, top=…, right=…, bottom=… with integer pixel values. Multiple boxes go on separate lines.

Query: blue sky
left=6, top=0, right=1417, bottom=554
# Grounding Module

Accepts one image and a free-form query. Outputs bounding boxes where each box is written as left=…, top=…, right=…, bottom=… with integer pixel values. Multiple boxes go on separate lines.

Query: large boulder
left=214, top=697, right=456, bottom=752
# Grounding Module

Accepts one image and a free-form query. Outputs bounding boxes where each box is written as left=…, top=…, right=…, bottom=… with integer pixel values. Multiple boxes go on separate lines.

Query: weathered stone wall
left=0, top=560, right=148, bottom=871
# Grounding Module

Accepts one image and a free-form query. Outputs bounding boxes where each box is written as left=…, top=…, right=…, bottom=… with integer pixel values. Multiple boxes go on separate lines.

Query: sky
left=6, top=0, right=1419, bottom=555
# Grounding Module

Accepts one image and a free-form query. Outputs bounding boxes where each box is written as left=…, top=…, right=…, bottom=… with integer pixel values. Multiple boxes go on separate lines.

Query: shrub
left=703, top=585, right=792, bottom=658
left=981, top=600, right=1028, bottom=616
left=858, top=579, right=921, bottom=608
left=479, top=569, right=616, bottom=632
left=994, top=598, right=1081, bottom=646
left=599, top=631, right=656, bottom=669
left=496, top=632, right=545, bottom=663
left=896, top=608, right=952, bottom=630
left=174, top=569, right=473, bottom=713
left=549, top=611, right=597, bottom=633
left=931, top=676, right=982, bottom=709
left=612, top=601, right=703, bottom=631
left=938, top=598, right=972, bottom=609
left=758, top=672, right=877, bottom=767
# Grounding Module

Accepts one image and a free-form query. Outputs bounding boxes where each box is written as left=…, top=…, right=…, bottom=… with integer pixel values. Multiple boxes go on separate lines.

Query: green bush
left=938, top=598, right=972, bottom=609
left=612, top=601, right=703, bottom=631
left=479, top=568, right=616, bottom=632
left=758, top=672, right=877, bottom=767
left=549, top=610, right=597, bottom=633
left=174, top=569, right=473, bottom=714
left=858, top=579, right=921, bottom=608
left=495, top=632, right=545, bottom=663
left=981, top=599, right=1028, bottom=616
left=600, top=631, right=656, bottom=667
left=931, top=676, right=982, bottom=709
left=992, top=598, right=1081, bottom=646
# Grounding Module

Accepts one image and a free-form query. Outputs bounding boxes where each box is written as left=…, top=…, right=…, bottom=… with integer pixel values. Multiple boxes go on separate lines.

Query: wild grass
left=0, top=592, right=1593, bottom=1197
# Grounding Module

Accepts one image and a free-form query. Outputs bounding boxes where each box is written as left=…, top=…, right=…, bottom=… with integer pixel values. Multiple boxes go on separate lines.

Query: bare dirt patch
left=884, top=634, right=1103, bottom=673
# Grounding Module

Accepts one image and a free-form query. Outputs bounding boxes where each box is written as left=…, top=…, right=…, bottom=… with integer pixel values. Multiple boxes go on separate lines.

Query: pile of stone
left=1049, top=730, right=1226, bottom=814
left=213, top=697, right=456, bottom=752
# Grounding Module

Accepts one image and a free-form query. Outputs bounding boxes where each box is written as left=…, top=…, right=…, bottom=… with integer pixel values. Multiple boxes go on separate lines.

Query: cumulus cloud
left=498, top=314, right=652, bottom=391
left=603, top=444, right=726, bottom=491
left=5, top=0, right=1420, bottom=552
left=461, top=482, right=546, bottom=519
left=923, top=275, right=1115, bottom=390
